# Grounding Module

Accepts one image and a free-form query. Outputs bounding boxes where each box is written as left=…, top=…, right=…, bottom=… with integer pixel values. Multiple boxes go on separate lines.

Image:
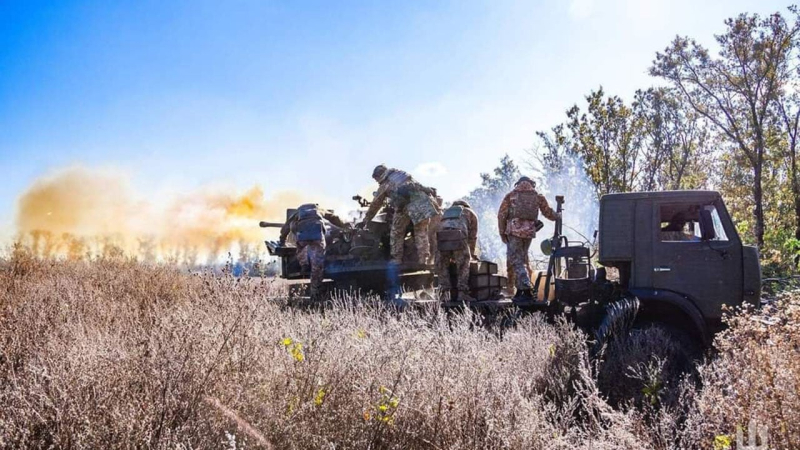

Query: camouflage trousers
left=297, top=240, right=326, bottom=297
left=390, top=213, right=431, bottom=264
left=507, top=236, right=533, bottom=290
left=506, top=254, right=532, bottom=292
left=428, top=214, right=442, bottom=259
left=436, top=248, right=471, bottom=294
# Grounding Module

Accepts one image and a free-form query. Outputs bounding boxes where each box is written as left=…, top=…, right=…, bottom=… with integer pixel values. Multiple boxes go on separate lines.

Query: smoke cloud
left=14, top=166, right=313, bottom=264
left=534, top=153, right=599, bottom=254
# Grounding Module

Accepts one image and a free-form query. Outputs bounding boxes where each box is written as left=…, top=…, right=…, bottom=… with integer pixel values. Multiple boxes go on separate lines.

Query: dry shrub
left=681, top=293, right=800, bottom=449
left=0, top=249, right=797, bottom=449
left=598, top=326, right=690, bottom=409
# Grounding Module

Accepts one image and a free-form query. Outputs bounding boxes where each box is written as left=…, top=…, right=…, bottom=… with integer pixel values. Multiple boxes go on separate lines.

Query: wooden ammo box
left=469, top=260, right=498, bottom=275
left=468, top=260, right=507, bottom=300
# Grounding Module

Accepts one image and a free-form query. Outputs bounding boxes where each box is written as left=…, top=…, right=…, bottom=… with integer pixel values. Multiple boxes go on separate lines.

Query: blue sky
left=0, top=0, right=792, bottom=237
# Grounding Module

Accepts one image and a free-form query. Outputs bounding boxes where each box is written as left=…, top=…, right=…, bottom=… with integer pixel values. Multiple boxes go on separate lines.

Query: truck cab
left=598, top=191, right=761, bottom=344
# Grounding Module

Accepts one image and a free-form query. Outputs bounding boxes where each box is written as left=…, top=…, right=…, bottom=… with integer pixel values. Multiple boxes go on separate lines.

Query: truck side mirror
left=699, top=209, right=716, bottom=241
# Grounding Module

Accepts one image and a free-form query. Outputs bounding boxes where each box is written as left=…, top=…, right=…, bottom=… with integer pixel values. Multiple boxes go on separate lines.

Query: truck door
left=651, top=199, right=742, bottom=320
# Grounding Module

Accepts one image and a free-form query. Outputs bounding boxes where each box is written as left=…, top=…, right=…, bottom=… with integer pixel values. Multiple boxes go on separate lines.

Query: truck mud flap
left=591, top=296, right=640, bottom=357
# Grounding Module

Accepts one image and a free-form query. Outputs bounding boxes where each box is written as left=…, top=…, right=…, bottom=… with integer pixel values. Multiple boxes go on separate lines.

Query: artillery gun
left=260, top=195, right=509, bottom=301
left=259, top=198, right=436, bottom=298
left=260, top=190, right=761, bottom=350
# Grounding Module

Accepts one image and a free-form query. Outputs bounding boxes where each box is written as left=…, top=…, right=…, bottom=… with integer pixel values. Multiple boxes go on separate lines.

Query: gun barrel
left=259, top=221, right=285, bottom=228
left=554, top=196, right=565, bottom=237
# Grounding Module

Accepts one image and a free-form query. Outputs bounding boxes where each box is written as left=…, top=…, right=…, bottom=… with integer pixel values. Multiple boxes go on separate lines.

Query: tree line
left=468, top=6, right=800, bottom=274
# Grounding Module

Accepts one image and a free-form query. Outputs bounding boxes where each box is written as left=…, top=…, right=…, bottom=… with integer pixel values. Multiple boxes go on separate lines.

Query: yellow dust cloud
left=14, top=166, right=318, bottom=264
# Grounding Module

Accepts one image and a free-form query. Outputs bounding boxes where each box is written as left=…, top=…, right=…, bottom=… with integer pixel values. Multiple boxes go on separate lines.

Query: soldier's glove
left=500, top=234, right=508, bottom=244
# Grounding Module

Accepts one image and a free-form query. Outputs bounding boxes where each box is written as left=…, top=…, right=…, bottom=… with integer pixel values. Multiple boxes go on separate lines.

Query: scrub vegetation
left=1, top=249, right=797, bottom=449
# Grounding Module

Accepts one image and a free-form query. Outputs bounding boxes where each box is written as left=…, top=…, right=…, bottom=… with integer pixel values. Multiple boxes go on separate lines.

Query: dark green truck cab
left=598, top=191, right=761, bottom=345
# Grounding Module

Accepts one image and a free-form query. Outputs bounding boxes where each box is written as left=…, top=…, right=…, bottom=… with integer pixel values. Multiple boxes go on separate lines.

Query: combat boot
left=514, top=289, right=534, bottom=302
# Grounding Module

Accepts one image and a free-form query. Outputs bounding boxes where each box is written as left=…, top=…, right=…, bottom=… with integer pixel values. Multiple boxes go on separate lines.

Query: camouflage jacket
left=363, top=169, right=439, bottom=224
left=497, top=181, right=557, bottom=239
left=406, top=189, right=440, bottom=224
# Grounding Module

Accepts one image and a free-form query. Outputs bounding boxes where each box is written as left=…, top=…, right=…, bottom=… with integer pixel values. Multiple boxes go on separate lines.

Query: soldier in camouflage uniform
left=497, top=177, right=559, bottom=301
left=436, top=200, right=478, bottom=302
left=360, top=165, right=440, bottom=265
left=279, top=204, right=328, bottom=299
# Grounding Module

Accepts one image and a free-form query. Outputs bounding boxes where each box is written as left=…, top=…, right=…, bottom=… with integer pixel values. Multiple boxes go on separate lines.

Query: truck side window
left=659, top=204, right=728, bottom=242
left=659, top=205, right=702, bottom=242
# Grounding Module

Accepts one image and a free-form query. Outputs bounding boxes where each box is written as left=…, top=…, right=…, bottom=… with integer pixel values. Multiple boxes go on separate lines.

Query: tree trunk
left=791, top=148, right=800, bottom=241
left=753, top=164, right=765, bottom=248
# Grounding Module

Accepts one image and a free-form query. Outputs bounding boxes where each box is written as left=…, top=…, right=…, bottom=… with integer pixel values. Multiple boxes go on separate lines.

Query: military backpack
left=437, top=205, right=469, bottom=252
left=510, top=191, right=540, bottom=221
left=293, top=204, right=326, bottom=242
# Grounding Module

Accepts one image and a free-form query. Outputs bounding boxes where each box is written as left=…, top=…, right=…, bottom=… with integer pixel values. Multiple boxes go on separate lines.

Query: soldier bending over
left=359, top=164, right=440, bottom=265
left=279, top=203, right=327, bottom=299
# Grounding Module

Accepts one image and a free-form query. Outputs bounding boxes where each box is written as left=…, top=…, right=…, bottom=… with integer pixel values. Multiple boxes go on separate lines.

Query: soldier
left=279, top=203, right=327, bottom=299
left=359, top=164, right=440, bottom=265
left=498, top=176, right=559, bottom=301
left=436, top=200, right=478, bottom=302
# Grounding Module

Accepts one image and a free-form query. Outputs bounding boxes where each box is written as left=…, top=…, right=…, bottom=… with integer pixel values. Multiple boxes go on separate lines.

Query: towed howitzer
left=259, top=197, right=437, bottom=296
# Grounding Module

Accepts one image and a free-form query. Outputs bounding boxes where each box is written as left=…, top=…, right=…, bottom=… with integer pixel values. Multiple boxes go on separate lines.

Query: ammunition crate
left=469, top=273, right=507, bottom=289
left=469, top=260, right=499, bottom=275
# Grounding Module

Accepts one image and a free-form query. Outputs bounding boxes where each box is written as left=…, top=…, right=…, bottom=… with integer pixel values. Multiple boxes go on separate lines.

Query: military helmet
left=452, top=199, right=471, bottom=208
left=372, top=164, right=388, bottom=179
left=515, top=176, right=535, bottom=187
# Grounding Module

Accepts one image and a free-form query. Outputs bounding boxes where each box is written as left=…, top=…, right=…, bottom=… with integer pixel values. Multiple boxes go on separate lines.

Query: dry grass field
left=0, top=248, right=798, bottom=449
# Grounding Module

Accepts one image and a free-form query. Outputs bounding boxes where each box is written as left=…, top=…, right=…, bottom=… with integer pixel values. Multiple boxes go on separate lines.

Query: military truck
left=510, top=190, right=761, bottom=348
left=596, top=190, right=761, bottom=345
left=259, top=190, right=760, bottom=347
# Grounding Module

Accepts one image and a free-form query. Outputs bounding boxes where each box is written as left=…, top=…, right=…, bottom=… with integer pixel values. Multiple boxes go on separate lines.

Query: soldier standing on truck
left=436, top=200, right=479, bottom=302
left=498, top=176, right=559, bottom=301
left=279, top=203, right=328, bottom=299
left=358, top=164, right=440, bottom=265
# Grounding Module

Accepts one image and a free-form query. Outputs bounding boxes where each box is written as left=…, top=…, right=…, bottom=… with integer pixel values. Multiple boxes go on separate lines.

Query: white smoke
left=532, top=152, right=599, bottom=266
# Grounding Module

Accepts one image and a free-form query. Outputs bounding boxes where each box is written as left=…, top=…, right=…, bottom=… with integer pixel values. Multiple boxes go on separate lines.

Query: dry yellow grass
left=0, top=247, right=796, bottom=449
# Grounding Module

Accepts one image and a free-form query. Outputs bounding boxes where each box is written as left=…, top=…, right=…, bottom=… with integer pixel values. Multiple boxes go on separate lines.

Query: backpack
left=293, top=205, right=326, bottom=242
left=437, top=205, right=468, bottom=251
left=510, top=191, right=539, bottom=221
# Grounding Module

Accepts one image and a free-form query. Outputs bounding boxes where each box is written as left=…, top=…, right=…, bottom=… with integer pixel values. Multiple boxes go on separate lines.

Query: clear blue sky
left=0, top=0, right=791, bottom=237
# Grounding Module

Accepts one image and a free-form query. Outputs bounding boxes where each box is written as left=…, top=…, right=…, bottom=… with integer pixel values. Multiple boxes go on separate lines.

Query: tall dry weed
left=0, top=250, right=796, bottom=449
